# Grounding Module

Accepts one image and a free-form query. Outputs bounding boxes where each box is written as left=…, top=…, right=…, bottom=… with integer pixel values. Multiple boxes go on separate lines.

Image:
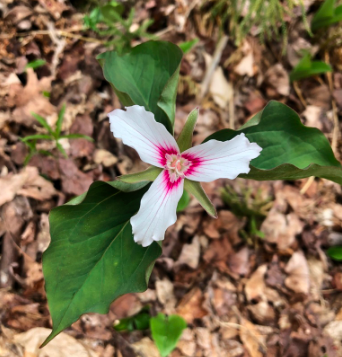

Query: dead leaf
left=240, top=319, right=266, bottom=357
left=285, top=251, right=310, bottom=296
left=177, top=288, right=208, bottom=323
left=9, top=69, right=56, bottom=127
left=0, top=167, right=57, bottom=207
left=156, top=278, right=176, bottom=314
left=261, top=210, right=303, bottom=251
left=264, top=64, right=290, bottom=97
left=132, top=337, right=161, bottom=357
left=13, top=327, right=99, bottom=356
left=93, top=149, right=118, bottom=167
left=175, top=235, right=200, bottom=269
left=234, top=40, right=255, bottom=77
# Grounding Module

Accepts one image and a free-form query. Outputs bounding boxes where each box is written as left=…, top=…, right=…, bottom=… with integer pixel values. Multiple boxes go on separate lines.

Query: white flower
left=108, top=105, right=262, bottom=247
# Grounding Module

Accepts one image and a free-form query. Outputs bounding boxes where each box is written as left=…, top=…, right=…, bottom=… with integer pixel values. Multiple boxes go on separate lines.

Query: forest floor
left=1, top=0, right=342, bottom=356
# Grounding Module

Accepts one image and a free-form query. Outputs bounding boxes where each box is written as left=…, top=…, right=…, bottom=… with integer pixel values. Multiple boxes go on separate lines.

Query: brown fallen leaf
left=285, top=251, right=310, bottom=297
left=132, top=337, right=161, bottom=357
left=264, top=63, right=290, bottom=97
left=239, top=318, right=266, bottom=357
left=13, top=327, right=99, bottom=357
left=177, top=287, right=208, bottom=323
left=93, top=149, right=118, bottom=167
left=0, top=166, right=57, bottom=207
left=9, top=68, right=56, bottom=127
left=175, top=235, right=200, bottom=270
left=261, top=210, right=303, bottom=251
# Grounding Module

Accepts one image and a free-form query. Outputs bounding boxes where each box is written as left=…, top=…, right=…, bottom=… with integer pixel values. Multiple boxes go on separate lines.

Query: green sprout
left=84, top=1, right=154, bottom=53
left=22, top=104, right=93, bottom=164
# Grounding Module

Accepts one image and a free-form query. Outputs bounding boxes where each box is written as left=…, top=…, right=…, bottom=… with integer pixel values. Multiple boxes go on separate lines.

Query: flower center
left=165, top=154, right=190, bottom=181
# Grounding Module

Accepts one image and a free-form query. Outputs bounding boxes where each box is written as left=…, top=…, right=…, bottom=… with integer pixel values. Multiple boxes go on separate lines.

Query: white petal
left=182, top=133, right=262, bottom=182
left=108, top=105, right=179, bottom=168
left=131, top=170, right=184, bottom=247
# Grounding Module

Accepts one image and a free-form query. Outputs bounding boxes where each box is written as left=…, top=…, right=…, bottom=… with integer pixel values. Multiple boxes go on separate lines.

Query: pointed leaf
left=177, top=190, right=190, bottom=212
left=60, top=134, right=94, bottom=141
left=177, top=108, right=199, bottom=152
left=119, top=166, right=162, bottom=184
left=31, top=112, right=54, bottom=135
left=22, top=134, right=53, bottom=142
left=204, top=101, right=342, bottom=184
left=55, top=104, right=66, bottom=137
left=184, top=179, right=217, bottom=217
left=42, top=181, right=162, bottom=346
left=97, top=41, right=183, bottom=133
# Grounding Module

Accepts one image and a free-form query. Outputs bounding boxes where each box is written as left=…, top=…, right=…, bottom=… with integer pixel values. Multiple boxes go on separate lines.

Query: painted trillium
left=108, top=105, right=262, bottom=247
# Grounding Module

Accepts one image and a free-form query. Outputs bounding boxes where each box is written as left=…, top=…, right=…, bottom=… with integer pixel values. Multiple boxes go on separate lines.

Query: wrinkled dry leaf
left=13, top=327, right=99, bottom=357
left=0, top=166, right=57, bottom=207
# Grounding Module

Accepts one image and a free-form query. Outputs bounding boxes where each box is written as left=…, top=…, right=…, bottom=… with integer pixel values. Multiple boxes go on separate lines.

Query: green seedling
left=150, top=313, right=187, bottom=357
left=84, top=1, right=154, bottom=53
left=178, top=38, right=199, bottom=54
left=22, top=104, right=93, bottom=163
left=25, top=59, right=46, bottom=70
left=290, top=52, right=332, bottom=82
left=114, top=306, right=151, bottom=332
left=311, top=0, right=342, bottom=31
left=221, top=184, right=272, bottom=240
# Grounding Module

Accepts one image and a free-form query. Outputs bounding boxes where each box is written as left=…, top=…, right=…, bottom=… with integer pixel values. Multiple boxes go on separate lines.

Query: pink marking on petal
left=162, top=170, right=183, bottom=194
left=181, top=152, right=203, bottom=176
left=157, top=146, right=179, bottom=166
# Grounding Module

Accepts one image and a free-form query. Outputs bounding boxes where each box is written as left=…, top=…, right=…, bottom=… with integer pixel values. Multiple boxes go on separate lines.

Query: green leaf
left=56, top=141, right=68, bottom=158
left=178, top=38, right=199, bottom=54
left=25, top=59, right=46, bottom=70
left=31, top=112, right=54, bottom=135
left=290, top=53, right=332, bottom=82
left=114, top=306, right=151, bottom=332
left=311, top=0, right=342, bottom=31
left=177, top=190, right=190, bottom=212
left=55, top=104, right=66, bottom=137
left=204, top=101, right=342, bottom=184
left=184, top=179, right=217, bottom=218
left=60, top=134, right=94, bottom=141
left=327, top=246, right=342, bottom=260
left=97, top=41, right=183, bottom=133
left=150, top=313, right=187, bottom=357
left=119, top=166, right=162, bottom=184
left=100, top=1, right=124, bottom=23
left=21, top=134, right=53, bottom=142
left=177, top=108, right=199, bottom=152
left=42, top=181, right=162, bottom=346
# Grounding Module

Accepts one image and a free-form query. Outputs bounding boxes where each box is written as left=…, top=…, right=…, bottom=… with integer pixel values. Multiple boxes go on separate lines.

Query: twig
left=300, top=176, right=315, bottom=195
left=200, top=35, right=229, bottom=100
left=293, top=81, right=306, bottom=108
left=325, top=51, right=339, bottom=155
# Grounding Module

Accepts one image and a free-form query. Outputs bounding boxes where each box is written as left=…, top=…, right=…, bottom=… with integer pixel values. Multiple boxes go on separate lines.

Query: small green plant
left=178, top=38, right=199, bottom=54
left=311, top=0, right=342, bottom=31
left=201, top=0, right=308, bottom=46
left=221, top=184, right=272, bottom=240
left=289, top=52, right=332, bottom=81
left=327, top=246, right=342, bottom=260
left=84, top=1, right=154, bottom=53
left=22, top=105, right=93, bottom=163
left=25, top=59, right=46, bottom=70
left=114, top=306, right=151, bottom=332
left=150, top=313, right=187, bottom=357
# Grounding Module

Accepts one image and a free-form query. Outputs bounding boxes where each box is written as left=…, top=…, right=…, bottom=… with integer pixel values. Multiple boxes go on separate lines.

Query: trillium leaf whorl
left=109, top=105, right=262, bottom=246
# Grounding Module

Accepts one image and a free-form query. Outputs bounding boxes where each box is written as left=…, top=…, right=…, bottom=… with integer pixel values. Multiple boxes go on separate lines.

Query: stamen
left=165, top=153, right=191, bottom=180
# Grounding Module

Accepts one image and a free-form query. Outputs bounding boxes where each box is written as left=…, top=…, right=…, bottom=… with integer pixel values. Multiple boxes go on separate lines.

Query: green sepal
left=177, top=107, right=199, bottom=152
left=118, top=166, right=162, bottom=184
left=184, top=179, right=217, bottom=218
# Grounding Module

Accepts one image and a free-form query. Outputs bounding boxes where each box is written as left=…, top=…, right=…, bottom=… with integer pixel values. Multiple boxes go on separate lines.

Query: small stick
left=200, top=35, right=229, bottom=100
left=325, top=51, right=339, bottom=155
